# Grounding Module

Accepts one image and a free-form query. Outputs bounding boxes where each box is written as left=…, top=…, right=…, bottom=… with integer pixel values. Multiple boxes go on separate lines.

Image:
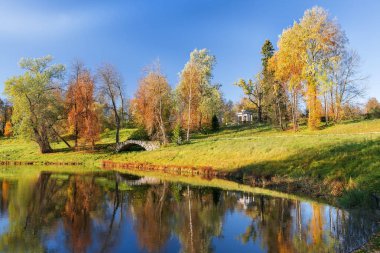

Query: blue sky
left=0, top=0, right=379, bottom=103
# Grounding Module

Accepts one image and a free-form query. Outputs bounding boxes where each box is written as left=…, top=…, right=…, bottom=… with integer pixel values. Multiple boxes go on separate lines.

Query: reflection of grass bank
left=0, top=165, right=330, bottom=207
left=355, top=233, right=380, bottom=253
left=0, top=119, right=379, bottom=206
left=0, top=166, right=100, bottom=180
left=110, top=168, right=317, bottom=203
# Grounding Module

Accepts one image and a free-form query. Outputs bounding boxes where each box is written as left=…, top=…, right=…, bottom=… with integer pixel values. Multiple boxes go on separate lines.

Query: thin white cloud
left=0, top=3, right=114, bottom=38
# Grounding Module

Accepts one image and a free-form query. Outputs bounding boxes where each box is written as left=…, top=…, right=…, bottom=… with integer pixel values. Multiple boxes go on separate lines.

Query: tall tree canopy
left=97, top=64, right=125, bottom=144
left=235, top=40, right=285, bottom=125
left=269, top=6, right=349, bottom=130
left=5, top=56, right=65, bottom=153
left=66, top=63, right=99, bottom=149
left=134, top=63, right=172, bottom=143
left=177, top=49, right=218, bottom=141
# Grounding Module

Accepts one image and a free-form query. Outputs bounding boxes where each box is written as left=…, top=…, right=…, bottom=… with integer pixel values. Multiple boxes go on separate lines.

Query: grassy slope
left=110, top=119, right=380, bottom=194
left=0, top=119, right=379, bottom=193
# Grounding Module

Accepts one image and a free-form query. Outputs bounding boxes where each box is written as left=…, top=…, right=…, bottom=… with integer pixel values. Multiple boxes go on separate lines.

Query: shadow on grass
left=234, top=138, right=380, bottom=203
left=52, top=143, right=115, bottom=154
left=191, top=124, right=274, bottom=140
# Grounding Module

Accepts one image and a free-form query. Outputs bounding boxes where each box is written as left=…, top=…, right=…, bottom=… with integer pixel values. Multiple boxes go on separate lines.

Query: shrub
left=211, top=115, right=220, bottom=132
left=171, top=123, right=183, bottom=145
left=338, top=189, right=377, bottom=209
left=128, top=128, right=149, bottom=141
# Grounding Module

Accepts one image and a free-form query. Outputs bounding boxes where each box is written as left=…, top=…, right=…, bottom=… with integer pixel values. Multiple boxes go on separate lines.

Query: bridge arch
left=115, top=140, right=160, bottom=152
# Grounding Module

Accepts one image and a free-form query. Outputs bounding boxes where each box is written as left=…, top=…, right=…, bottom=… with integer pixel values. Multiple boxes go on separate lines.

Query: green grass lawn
left=0, top=119, right=379, bottom=197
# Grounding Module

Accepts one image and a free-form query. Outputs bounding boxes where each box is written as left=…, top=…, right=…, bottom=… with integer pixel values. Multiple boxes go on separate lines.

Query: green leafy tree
left=235, top=78, right=265, bottom=123
left=177, top=49, right=216, bottom=141
left=5, top=56, right=65, bottom=153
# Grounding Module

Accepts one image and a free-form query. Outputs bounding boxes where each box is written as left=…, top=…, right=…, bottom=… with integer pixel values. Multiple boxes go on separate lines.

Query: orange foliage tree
left=133, top=63, right=172, bottom=143
left=66, top=67, right=100, bottom=149
left=3, top=121, right=12, bottom=137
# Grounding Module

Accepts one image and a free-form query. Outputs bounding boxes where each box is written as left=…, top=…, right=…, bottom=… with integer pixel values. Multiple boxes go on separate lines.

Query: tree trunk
left=187, top=186, right=194, bottom=253
left=52, top=127, right=71, bottom=149
left=158, top=98, right=168, bottom=144
left=276, top=99, right=284, bottom=130
left=292, top=91, right=298, bottom=131
left=198, top=112, right=202, bottom=131
left=115, top=117, right=120, bottom=144
left=258, top=105, right=262, bottom=123
left=119, top=89, right=125, bottom=127
left=36, top=134, right=53, bottom=153
left=74, top=103, right=78, bottom=148
left=2, top=109, right=7, bottom=134
left=109, top=87, right=121, bottom=144
left=186, top=84, right=192, bottom=142
left=323, top=92, right=328, bottom=126
left=111, top=97, right=120, bottom=144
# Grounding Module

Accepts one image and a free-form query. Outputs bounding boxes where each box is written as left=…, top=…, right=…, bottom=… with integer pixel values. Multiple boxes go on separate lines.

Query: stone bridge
left=115, top=140, right=160, bottom=152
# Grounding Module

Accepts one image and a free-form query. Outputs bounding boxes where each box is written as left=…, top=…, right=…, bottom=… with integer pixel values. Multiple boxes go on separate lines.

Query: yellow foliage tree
left=268, top=23, right=304, bottom=131
left=269, top=6, right=344, bottom=130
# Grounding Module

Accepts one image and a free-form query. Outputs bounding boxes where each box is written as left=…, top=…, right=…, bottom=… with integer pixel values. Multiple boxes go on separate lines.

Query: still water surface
left=0, top=170, right=377, bottom=253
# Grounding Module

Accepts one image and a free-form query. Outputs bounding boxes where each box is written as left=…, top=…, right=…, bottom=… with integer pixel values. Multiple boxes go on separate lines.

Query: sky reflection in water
left=0, top=171, right=377, bottom=253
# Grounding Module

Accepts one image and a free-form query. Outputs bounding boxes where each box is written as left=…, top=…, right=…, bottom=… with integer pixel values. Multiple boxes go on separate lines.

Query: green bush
left=128, top=128, right=149, bottom=141
left=212, top=115, right=220, bottom=132
left=171, top=123, right=183, bottom=145
left=338, top=189, right=377, bottom=209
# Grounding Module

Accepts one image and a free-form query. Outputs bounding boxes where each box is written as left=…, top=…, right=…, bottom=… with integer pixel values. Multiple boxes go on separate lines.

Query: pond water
left=0, top=170, right=377, bottom=253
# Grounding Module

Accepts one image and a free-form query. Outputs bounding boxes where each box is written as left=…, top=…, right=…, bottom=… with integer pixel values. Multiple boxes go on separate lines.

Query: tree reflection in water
left=0, top=171, right=377, bottom=253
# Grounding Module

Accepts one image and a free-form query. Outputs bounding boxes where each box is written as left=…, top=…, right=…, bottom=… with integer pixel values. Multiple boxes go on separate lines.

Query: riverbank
left=0, top=166, right=375, bottom=252
left=0, top=119, right=379, bottom=205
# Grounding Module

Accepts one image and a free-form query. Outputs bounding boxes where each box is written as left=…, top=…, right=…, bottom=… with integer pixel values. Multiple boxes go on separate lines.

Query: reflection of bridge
left=115, top=140, right=160, bottom=152
left=116, top=173, right=161, bottom=186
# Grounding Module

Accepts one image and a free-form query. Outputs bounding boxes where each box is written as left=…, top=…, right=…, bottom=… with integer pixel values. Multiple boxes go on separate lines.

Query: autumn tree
left=98, top=64, right=125, bottom=144
left=329, top=50, right=366, bottom=122
left=177, top=49, right=217, bottom=141
left=4, top=121, right=12, bottom=137
left=66, top=62, right=84, bottom=148
left=5, top=56, right=65, bottom=153
left=0, top=99, right=12, bottom=136
left=198, top=83, right=224, bottom=129
left=261, top=40, right=288, bottom=129
left=268, top=26, right=304, bottom=131
left=235, top=78, right=265, bottom=123
left=236, top=40, right=287, bottom=127
left=299, top=7, right=345, bottom=129
left=365, top=97, right=380, bottom=118
left=66, top=64, right=100, bottom=149
left=260, top=40, right=276, bottom=122
left=134, top=63, right=172, bottom=143
left=269, top=6, right=348, bottom=130
left=221, top=100, right=235, bottom=125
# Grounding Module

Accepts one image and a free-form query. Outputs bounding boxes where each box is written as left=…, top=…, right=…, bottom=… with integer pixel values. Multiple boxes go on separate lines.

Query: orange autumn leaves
left=3, top=121, right=12, bottom=137
left=133, top=65, right=172, bottom=144
left=66, top=69, right=100, bottom=149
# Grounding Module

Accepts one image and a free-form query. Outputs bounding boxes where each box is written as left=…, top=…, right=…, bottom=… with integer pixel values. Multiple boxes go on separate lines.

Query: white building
left=236, top=110, right=253, bottom=123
